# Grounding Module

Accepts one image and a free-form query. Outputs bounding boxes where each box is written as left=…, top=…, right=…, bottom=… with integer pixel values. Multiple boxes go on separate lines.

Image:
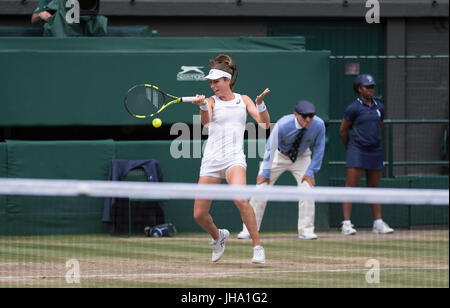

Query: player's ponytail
left=209, top=54, right=238, bottom=89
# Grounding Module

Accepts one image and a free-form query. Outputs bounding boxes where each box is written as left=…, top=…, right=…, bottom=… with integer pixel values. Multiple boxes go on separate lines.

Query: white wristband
left=199, top=101, right=209, bottom=111
left=257, top=101, right=267, bottom=113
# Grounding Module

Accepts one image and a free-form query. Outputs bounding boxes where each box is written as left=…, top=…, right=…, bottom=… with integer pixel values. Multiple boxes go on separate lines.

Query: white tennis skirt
left=199, top=156, right=247, bottom=179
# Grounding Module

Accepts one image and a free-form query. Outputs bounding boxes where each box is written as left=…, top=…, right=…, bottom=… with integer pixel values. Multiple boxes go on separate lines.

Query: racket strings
left=127, top=86, right=165, bottom=117
left=146, top=87, right=161, bottom=110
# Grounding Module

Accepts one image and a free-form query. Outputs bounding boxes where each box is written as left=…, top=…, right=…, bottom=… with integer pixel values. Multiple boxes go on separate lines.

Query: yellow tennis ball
left=152, top=118, right=162, bottom=128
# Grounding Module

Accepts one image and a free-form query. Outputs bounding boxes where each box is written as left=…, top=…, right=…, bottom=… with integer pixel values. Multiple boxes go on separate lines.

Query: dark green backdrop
left=0, top=36, right=330, bottom=126
left=0, top=140, right=447, bottom=236
left=0, top=140, right=330, bottom=235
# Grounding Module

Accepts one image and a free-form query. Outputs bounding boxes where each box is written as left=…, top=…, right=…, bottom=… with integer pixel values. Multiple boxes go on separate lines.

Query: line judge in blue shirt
left=238, top=100, right=326, bottom=240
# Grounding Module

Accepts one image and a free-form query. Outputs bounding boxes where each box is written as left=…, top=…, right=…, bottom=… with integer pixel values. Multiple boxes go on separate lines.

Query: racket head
left=124, top=84, right=167, bottom=119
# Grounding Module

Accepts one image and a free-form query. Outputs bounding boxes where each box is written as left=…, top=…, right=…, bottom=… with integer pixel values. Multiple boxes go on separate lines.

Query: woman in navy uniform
left=339, top=74, right=394, bottom=235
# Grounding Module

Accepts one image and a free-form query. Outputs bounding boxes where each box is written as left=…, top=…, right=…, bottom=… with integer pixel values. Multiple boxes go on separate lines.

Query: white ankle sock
left=374, top=219, right=383, bottom=225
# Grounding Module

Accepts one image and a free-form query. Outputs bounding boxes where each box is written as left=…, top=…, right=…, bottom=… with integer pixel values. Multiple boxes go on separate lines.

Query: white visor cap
left=203, top=69, right=232, bottom=80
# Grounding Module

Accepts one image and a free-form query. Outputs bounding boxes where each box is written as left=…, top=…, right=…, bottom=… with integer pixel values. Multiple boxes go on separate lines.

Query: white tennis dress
left=200, top=93, right=247, bottom=179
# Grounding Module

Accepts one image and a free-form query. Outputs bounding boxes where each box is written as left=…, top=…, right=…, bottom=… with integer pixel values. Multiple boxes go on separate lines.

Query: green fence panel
left=2, top=139, right=445, bottom=235
left=0, top=138, right=330, bottom=235
left=0, top=142, right=6, bottom=177
left=0, top=37, right=330, bottom=126
left=3, top=139, right=115, bottom=235
left=0, top=143, right=7, bottom=234
left=328, top=176, right=449, bottom=229
left=408, top=176, right=449, bottom=226
left=6, top=139, right=114, bottom=179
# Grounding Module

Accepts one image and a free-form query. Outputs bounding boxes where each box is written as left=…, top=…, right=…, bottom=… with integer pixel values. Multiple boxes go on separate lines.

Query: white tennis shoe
left=299, top=232, right=318, bottom=240
left=373, top=220, right=394, bottom=234
left=212, top=229, right=229, bottom=262
left=252, top=245, right=265, bottom=264
left=237, top=229, right=251, bottom=239
left=341, top=221, right=357, bottom=235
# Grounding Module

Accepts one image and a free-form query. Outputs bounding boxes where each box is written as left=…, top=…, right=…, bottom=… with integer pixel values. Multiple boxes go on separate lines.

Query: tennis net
left=0, top=178, right=448, bottom=288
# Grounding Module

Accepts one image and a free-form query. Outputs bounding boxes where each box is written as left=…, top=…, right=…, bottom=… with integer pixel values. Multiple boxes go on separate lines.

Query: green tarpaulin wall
left=0, top=140, right=447, bottom=236
left=0, top=139, right=328, bottom=235
left=0, top=143, right=6, bottom=234
left=0, top=36, right=332, bottom=126
left=2, top=140, right=115, bottom=235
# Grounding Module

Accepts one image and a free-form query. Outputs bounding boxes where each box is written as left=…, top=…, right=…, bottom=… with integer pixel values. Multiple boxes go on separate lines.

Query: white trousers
left=242, top=149, right=316, bottom=235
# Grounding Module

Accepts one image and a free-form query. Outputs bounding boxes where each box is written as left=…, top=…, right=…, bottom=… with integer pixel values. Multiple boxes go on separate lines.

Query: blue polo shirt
left=344, top=97, right=384, bottom=150
left=261, top=114, right=326, bottom=179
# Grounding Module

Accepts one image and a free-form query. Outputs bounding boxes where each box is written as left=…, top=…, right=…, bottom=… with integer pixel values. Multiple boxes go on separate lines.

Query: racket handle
left=181, top=96, right=197, bottom=102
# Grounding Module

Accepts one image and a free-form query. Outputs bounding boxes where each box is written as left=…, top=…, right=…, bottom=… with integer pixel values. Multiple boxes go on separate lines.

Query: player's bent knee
left=193, top=209, right=208, bottom=223
left=233, top=200, right=251, bottom=211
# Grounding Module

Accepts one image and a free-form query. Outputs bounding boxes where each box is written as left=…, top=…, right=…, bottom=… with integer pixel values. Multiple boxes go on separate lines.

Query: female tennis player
left=339, top=74, right=394, bottom=236
left=191, top=54, right=270, bottom=264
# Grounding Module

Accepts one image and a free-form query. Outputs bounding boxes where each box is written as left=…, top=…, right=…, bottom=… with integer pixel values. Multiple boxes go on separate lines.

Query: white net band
left=0, top=177, right=447, bottom=205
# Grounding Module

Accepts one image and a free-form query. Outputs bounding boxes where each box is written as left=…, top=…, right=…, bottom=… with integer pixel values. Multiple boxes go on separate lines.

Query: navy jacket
left=102, top=159, right=163, bottom=223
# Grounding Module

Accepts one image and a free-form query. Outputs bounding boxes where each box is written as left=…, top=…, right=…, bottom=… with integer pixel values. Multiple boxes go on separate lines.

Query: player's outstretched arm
left=244, top=88, right=271, bottom=129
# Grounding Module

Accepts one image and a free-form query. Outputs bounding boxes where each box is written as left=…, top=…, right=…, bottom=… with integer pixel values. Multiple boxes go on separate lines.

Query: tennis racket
left=124, top=84, right=197, bottom=119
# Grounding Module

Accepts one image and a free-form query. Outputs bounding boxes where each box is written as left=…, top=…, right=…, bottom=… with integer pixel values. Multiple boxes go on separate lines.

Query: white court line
left=0, top=267, right=448, bottom=281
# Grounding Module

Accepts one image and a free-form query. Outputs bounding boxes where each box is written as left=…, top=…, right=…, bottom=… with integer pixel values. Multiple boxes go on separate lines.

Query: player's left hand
left=255, top=88, right=270, bottom=105
left=301, top=175, right=315, bottom=187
